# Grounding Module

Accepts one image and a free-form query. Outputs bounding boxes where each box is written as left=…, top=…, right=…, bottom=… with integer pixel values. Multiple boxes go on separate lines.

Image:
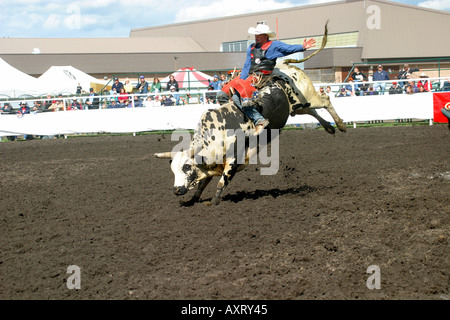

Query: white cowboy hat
left=248, top=22, right=276, bottom=38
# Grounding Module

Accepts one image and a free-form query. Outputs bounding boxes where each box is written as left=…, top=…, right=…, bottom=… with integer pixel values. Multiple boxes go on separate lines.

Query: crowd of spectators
left=2, top=68, right=450, bottom=117
left=330, top=64, right=450, bottom=97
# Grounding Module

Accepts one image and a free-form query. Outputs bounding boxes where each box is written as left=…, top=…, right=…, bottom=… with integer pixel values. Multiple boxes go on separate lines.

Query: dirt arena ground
left=1, top=124, right=449, bottom=300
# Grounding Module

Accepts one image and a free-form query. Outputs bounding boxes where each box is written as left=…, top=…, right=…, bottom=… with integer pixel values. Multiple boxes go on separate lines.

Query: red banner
left=433, top=92, right=450, bottom=123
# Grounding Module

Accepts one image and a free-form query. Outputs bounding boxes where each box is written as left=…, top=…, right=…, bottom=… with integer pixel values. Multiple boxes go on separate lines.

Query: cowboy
left=220, top=21, right=317, bottom=135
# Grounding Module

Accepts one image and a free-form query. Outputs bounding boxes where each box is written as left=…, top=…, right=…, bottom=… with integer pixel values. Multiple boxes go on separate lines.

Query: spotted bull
left=155, top=22, right=346, bottom=206
left=155, top=103, right=260, bottom=206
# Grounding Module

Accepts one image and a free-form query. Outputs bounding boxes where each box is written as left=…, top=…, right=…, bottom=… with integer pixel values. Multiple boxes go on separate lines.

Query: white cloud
left=174, top=0, right=295, bottom=23
left=44, top=13, right=62, bottom=29
left=173, top=0, right=344, bottom=23
left=418, top=0, right=450, bottom=10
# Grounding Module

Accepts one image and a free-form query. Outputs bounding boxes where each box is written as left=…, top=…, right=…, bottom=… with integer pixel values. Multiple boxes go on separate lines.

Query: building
left=1, top=0, right=449, bottom=83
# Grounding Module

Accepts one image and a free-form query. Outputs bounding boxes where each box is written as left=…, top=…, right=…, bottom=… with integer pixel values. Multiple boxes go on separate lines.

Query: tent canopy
left=161, top=67, right=213, bottom=90
left=0, top=57, right=42, bottom=98
left=38, top=65, right=107, bottom=95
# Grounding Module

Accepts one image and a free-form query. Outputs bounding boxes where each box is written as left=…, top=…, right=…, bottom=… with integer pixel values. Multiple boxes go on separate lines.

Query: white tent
left=0, top=57, right=43, bottom=98
left=37, top=65, right=107, bottom=95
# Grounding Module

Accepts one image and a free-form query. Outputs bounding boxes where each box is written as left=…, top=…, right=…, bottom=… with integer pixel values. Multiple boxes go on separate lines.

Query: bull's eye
left=182, top=164, right=192, bottom=173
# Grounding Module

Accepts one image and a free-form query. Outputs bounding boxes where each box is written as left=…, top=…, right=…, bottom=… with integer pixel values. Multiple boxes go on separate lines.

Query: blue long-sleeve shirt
left=240, top=41, right=305, bottom=80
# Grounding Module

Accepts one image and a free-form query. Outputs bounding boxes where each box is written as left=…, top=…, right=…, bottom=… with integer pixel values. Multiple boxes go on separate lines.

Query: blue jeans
left=232, top=92, right=265, bottom=125
left=374, top=82, right=386, bottom=95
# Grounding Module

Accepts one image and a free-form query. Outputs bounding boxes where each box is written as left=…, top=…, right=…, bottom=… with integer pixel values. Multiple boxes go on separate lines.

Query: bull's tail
left=283, top=20, right=328, bottom=65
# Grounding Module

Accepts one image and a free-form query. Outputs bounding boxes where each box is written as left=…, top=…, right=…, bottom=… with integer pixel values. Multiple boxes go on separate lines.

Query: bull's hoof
left=325, top=126, right=336, bottom=135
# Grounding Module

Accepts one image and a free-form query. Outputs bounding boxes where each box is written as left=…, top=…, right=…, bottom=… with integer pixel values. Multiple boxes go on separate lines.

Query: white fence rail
left=1, top=76, right=448, bottom=137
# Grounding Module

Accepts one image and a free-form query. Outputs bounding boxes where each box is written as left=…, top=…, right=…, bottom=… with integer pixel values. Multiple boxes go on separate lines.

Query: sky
left=0, top=0, right=448, bottom=38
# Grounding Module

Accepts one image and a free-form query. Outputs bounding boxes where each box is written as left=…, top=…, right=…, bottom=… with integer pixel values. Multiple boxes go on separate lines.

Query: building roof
left=0, top=52, right=246, bottom=77
left=0, top=37, right=206, bottom=54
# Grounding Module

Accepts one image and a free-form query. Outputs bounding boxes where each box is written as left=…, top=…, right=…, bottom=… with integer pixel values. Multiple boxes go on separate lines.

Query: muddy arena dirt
left=1, top=125, right=449, bottom=300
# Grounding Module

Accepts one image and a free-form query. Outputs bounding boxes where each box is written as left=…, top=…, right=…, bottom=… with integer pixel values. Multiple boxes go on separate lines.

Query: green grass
left=2, top=120, right=445, bottom=142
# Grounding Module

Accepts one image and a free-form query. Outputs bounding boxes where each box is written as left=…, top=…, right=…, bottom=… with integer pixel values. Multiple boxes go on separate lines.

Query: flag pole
left=276, top=17, right=279, bottom=41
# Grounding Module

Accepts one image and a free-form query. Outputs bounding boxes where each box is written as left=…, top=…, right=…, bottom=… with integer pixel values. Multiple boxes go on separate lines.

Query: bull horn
left=154, top=152, right=173, bottom=159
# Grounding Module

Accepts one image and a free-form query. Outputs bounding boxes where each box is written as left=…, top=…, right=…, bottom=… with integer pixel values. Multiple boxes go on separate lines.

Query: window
left=284, top=32, right=359, bottom=48
left=222, top=40, right=252, bottom=52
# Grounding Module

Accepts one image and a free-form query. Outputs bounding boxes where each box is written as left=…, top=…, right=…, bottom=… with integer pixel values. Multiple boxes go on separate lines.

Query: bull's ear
left=154, top=152, right=173, bottom=159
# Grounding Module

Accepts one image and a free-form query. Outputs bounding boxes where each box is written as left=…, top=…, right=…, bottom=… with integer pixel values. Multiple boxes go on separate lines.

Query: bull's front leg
left=206, top=163, right=238, bottom=206
left=180, top=176, right=213, bottom=207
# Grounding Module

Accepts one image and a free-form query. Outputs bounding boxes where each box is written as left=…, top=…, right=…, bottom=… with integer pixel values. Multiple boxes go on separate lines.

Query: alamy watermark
left=66, top=265, right=81, bottom=290
left=366, top=265, right=381, bottom=290
left=170, top=129, right=280, bottom=175
left=366, top=5, right=381, bottom=30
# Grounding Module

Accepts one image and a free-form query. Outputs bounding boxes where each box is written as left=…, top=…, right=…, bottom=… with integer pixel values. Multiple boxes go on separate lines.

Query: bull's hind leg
left=296, top=108, right=335, bottom=134
left=179, top=176, right=213, bottom=207
left=303, top=95, right=346, bottom=133
left=324, top=102, right=346, bottom=132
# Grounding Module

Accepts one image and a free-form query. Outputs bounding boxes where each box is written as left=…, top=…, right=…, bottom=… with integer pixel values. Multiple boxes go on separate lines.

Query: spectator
left=211, top=75, right=220, bottom=90
left=44, top=94, right=53, bottom=111
left=317, top=86, right=326, bottom=96
left=418, top=73, right=432, bottom=91
left=206, top=85, right=217, bottom=103
left=49, top=100, right=63, bottom=111
left=124, top=78, right=134, bottom=94
left=365, top=86, right=378, bottom=96
left=345, top=78, right=355, bottom=94
left=326, top=86, right=332, bottom=96
left=68, top=99, right=82, bottom=110
left=17, top=102, right=31, bottom=115
left=132, top=95, right=142, bottom=108
left=169, top=85, right=180, bottom=105
left=1, top=102, right=13, bottom=114
left=397, top=64, right=420, bottom=87
left=440, top=79, right=450, bottom=92
left=351, top=67, right=367, bottom=90
left=388, top=82, right=403, bottom=94
left=151, top=78, right=162, bottom=93
left=52, top=94, right=66, bottom=110
left=405, top=85, right=414, bottom=95
left=355, top=79, right=369, bottom=96
left=85, top=88, right=99, bottom=109
left=136, top=75, right=149, bottom=94
left=336, top=87, right=351, bottom=97
left=407, top=80, right=419, bottom=93
left=122, top=99, right=132, bottom=108
left=372, top=65, right=390, bottom=95
left=161, top=95, right=171, bottom=106
left=31, top=100, right=44, bottom=113
left=166, top=75, right=179, bottom=92
left=108, top=100, right=120, bottom=108
left=144, top=95, right=161, bottom=107
left=111, top=77, right=124, bottom=94
left=219, top=74, right=228, bottom=89
left=76, top=83, right=82, bottom=95
left=417, top=85, right=427, bottom=93
left=351, top=67, right=367, bottom=82
left=118, top=88, right=129, bottom=104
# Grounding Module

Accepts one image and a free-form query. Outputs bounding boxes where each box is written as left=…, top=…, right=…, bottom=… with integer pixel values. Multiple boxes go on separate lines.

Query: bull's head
left=155, top=149, right=198, bottom=196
